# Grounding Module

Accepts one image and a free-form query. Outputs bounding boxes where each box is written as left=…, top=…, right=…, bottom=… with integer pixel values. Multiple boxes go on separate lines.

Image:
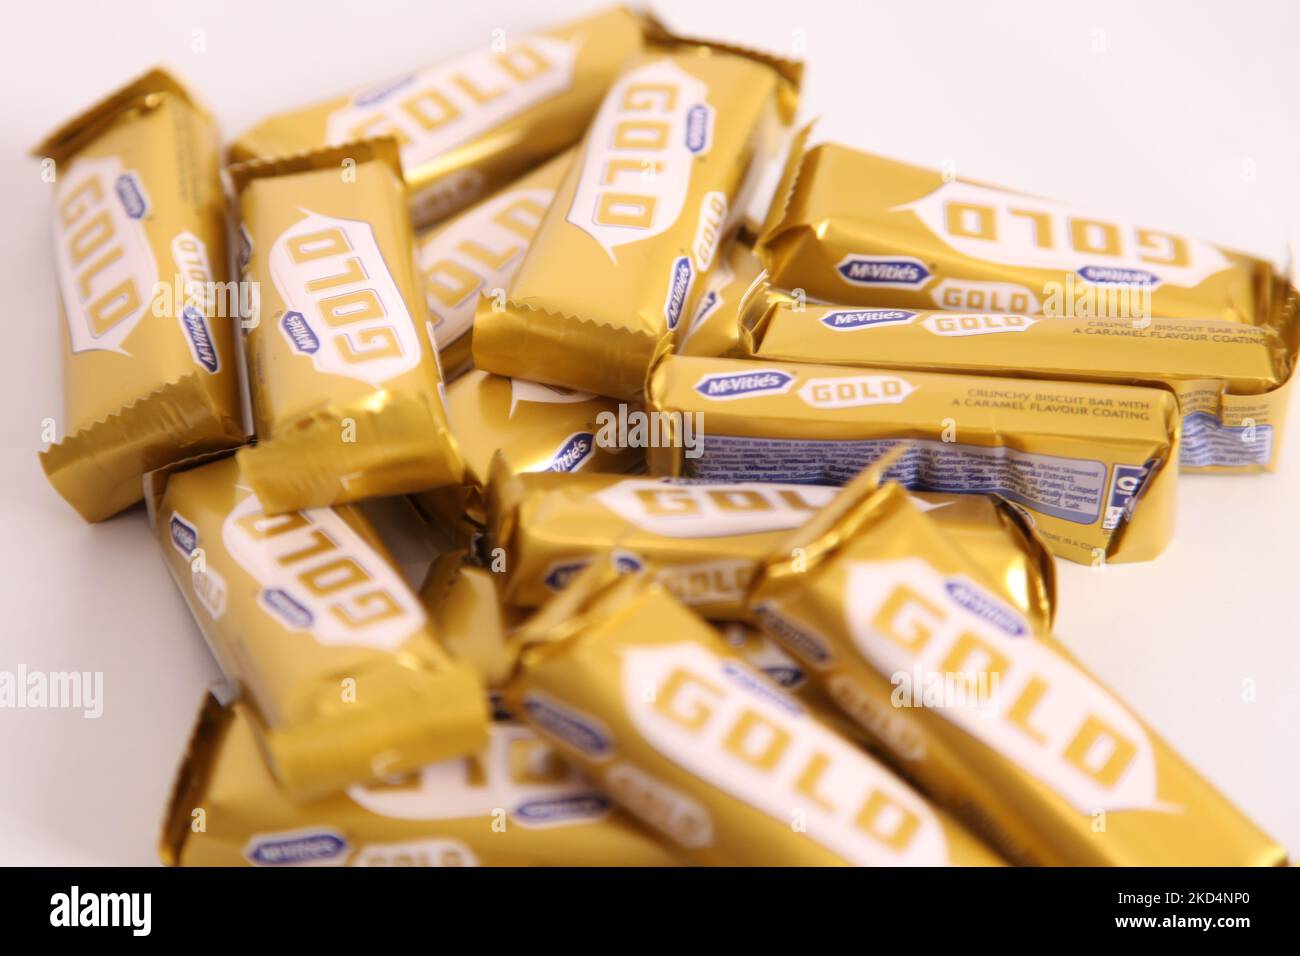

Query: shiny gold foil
left=647, top=353, right=1179, bottom=565
left=747, top=295, right=1297, bottom=473
left=162, top=693, right=678, bottom=866
left=416, top=151, right=573, bottom=380
left=473, top=41, right=801, bottom=398
left=486, top=464, right=1053, bottom=629
left=412, top=369, right=645, bottom=545
left=230, top=139, right=463, bottom=514
left=147, top=454, right=488, bottom=799
left=418, top=553, right=520, bottom=689
left=719, top=620, right=884, bottom=752
left=910, top=491, right=1056, bottom=631
left=675, top=234, right=764, bottom=358
left=748, top=470, right=1288, bottom=866
left=231, top=7, right=648, bottom=228
left=35, top=68, right=244, bottom=521
left=757, top=142, right=1274, bottom=324
left=503, top=562, right=1004, bottom=865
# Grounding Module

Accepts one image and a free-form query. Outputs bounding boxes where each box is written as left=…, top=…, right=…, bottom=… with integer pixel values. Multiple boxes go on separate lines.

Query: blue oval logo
left=115, top=172, right=150, bottom=219
left=685, top=104, right=712, bottom=154
left=245, top=830, right=349, bottom=866
left=522, top=694, right=612, bottom=758
left=543, top=560, right=587, bottom=592
left=664, top=256, right=693, bottom=330
left=837, top=256, right=931, bottom=288
left=169, top=513, right=198, bottom=557
left=721, top=661, right=804, bottom=715
left=546, top=433, right=595, bottom=473
left=820, top=309, right=917, bottom=331
left=181, top=305, right=220, bottom=373
left=281, top=311, right=320, bottom=354
left=613, top=552, right=644, bottom=574
left=261, top=588, right=314, bottom=629
left=944, top=579, right=1027, bottom=637
left=1077, top=265, right=1160, bottom=287
left=694, top=369, right=794, bottom=401
left=759, top=664, right=805, bottom=688
left=515, top=794, right=611, bottom=823
left=753, top=604, right=834, bottom=666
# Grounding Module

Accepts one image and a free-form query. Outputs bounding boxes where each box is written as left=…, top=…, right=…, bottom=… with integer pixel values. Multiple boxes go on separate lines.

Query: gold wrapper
left=675, top=234, right=764, bottom=357
left=758, top=142, right=1275, bottom=324
left=417, top=151, right=573, bottom=380
left=720, top=621, right=883, bottom=752
left=146, top=454, right=488, bottom=799
left=747, top=295, right=1298, bottom=473
left=412, top=369, right=645, bottom=544
left=231, top=8, right=647, bottom=228
left=35, top=68, right=244, bottom=521
left=162, top=693, right=678, bottom=866
left=647, top=354, right=1179, bottom=565
left=473, top=41, right=801, bottom=398
left=503, top=562, right=1005, bottom=865
left=748, top=468, right=1288, bottom=866
left=486, top=464, right=1053, bottom=630
left=418, top=553, right=520, bottom=689
left=230, top=139, right=463, bottom=513
left=910, top=491, right=1056, bottom=631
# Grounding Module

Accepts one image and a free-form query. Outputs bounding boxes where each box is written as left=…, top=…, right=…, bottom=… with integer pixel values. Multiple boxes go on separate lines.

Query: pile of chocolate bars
left=35, top=7, right=1296, bottom=865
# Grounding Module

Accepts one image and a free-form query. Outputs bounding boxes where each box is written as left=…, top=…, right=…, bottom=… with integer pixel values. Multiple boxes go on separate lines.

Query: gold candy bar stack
left=27, top=5, right=1293, bottom=868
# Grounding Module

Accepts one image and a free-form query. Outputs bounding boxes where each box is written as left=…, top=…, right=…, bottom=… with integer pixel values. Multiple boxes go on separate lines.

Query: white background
left=1, top=0, right=1298, bottom=864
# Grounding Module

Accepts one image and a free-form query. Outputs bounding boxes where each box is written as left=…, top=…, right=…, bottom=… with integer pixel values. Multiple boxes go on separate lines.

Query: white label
left=593, top=479, right=837, bottom=538
left=692, top=191, right=728, bottom=271
left=797, top=374, right=917, bottom=409
left=326, top=35, right=579, bottom=171
left=419, top=186, right=555, bottom=348
left=53, top=156, right=158, bottom=354
left=930, top=278, right=1041, bottom=314
left=689, top=435, right=1109, bottom=525
left=1179, top=411, right=1273, bottom=469
left=508, top=377, right=595, bottom=415
left=566, top=59, right=713, bottom=260
left=221, top=492, right=425, bottom=650
left=269, top=211, right=422, bottom=387
left=622, top=643, right=954, bottom=865
left=653, top=558, right=754, bottom=607
left=900, top=180, right=1230, bottom=288
left=604, top=761, right=714, bottom=849
left=351, top=838, right=479, bottom=867
left=844, top=557, right=1164, bottom=813
left=171, top=231, right=222, bottom=373
left=920, top=313, right=1040, bottom=337
left=191, top=566, right=228, bottom=622
left=347, top=723, right=610, bottom=827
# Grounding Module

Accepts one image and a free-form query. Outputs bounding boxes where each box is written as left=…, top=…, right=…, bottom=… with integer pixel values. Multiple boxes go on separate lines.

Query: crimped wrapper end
left=236, top=393, right=465, bottom=514
left=754, top=121, right=815, bottom=256
left=41, top=374, right=245, bottom=523
left=32, top=66, right=206, bottom=162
